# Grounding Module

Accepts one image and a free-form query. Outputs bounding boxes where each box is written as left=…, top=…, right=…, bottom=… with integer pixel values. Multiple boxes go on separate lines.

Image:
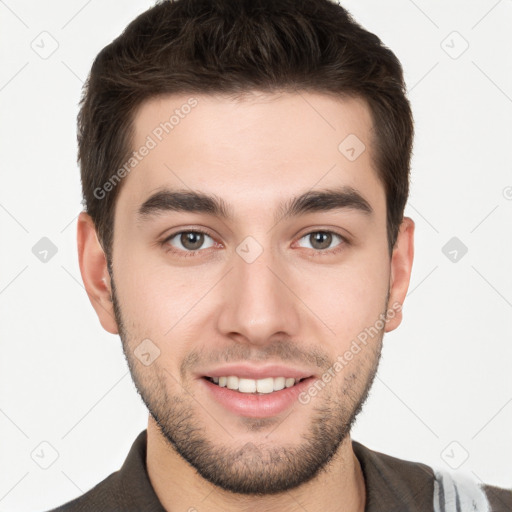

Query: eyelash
left=160, top=228, right=348, bottom=258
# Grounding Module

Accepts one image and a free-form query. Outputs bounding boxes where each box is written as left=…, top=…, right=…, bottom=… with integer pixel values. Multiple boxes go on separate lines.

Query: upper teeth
left=211, top=376, right=300, bottom=393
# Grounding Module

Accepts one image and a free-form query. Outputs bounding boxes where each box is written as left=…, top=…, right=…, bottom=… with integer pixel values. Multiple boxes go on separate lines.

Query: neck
left=146, top=417, right=366, bottom=512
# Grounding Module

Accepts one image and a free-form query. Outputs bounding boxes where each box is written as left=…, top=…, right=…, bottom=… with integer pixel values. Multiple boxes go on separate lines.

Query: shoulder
left=352, top=440, right=511, bottom=512
left=41, top=430, right=166, bottom=512
left=42, top=467, right=164, bottom=512
left=352, top=440, right=436, bottom=511
left=42, top=471, right=124, bottom=512
left=482, top=483, right=512, bottom=512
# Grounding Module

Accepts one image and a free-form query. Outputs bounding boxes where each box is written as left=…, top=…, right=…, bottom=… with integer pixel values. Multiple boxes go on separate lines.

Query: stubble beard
left=110, top=272, right=385, bottom=495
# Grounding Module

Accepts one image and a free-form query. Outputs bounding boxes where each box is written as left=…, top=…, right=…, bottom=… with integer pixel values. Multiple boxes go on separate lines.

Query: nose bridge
left=217, top=236, right=301, bottom=344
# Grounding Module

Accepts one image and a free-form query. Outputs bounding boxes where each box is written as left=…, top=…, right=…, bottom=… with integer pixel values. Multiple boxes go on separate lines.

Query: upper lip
left=199, top=364, right=315, bottom=380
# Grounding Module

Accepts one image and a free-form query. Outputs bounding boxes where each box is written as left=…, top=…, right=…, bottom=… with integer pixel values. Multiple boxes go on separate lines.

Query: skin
left=77, top=91, right=414, bottom=512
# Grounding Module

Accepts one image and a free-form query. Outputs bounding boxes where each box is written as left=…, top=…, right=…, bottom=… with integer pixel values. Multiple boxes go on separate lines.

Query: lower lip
left=200, top=377, right=315, bottom=418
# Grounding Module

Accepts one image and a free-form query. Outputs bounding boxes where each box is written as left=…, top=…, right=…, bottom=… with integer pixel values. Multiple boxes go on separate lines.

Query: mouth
left=198, top=364, right=317, bottom=417
left=203, top=375, right=309, bottom=395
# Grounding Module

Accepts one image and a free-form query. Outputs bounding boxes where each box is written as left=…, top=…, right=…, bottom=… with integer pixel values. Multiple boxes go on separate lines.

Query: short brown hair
left=78, top=0, right=413, bottom=259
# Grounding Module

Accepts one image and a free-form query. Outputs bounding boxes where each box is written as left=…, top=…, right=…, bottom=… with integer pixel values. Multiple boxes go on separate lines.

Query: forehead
left=117, top=91, right=384, bottom=218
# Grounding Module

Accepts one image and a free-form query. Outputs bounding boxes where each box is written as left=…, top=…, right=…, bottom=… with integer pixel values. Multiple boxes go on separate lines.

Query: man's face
left=108, top=92, right=396, bottom=494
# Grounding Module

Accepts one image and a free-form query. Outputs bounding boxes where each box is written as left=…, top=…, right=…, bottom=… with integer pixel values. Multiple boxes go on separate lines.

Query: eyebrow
left=136, top=185, right=373, bottom=224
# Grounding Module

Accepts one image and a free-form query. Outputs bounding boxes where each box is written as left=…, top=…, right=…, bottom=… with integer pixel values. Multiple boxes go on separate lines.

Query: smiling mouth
left=203, top=376, right=309, bottom=394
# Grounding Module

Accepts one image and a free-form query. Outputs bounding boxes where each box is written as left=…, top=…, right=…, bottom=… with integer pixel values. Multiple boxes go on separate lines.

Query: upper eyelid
left=296, top=229, right=345, bottom=241
left=163, top=227, right=214, bottom=241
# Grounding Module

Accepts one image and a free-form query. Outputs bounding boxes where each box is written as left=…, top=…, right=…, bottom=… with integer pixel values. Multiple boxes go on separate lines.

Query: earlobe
left=77, top=212, right=119, bottom=334
left=385, top=216, right=415, bottom=333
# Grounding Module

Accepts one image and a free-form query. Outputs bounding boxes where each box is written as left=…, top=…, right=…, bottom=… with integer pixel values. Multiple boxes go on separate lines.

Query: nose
left=216, top=240, right=302, bottom=347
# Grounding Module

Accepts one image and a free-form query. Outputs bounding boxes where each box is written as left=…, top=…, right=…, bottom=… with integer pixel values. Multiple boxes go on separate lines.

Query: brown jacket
left=45, top=430, right=511, bottom=512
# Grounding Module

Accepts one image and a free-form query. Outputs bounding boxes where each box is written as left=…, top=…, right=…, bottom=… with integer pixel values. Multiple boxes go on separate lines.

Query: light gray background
left=1, top=1, right=511, bottom=510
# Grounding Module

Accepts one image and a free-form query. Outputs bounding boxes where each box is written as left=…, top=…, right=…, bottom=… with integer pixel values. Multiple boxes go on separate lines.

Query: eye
left=296, top=231, right=345, bottom=253
left=164, top=230, right=216, bottom=253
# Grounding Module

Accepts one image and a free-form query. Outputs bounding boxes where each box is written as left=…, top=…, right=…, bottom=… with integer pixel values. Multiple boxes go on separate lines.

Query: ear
left=77, top=212, right=119, bottom=334
left=385, top=216, right=415, bottom=333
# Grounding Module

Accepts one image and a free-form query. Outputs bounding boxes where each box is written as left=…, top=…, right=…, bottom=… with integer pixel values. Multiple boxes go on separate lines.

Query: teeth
left=273, top=377, right=285, bottom=391
left=239, top=378, right=257, bottom=393
left=211, top=375, right=302, bottom=393
left=226, top=376, right=239, bottom=390
left=256, top=377, right=274, bottom=394
left=285, top=377, right=295, bottom=388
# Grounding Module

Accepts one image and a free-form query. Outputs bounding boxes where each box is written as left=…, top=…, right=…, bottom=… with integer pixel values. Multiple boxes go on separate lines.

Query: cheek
left=112, top=247, right=217, bottom=341
left=299, top=254, right=390, bottom=342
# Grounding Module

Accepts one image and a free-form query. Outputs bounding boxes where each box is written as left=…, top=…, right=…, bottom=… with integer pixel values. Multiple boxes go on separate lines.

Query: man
left=46, top=0, right=511, bottom=510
